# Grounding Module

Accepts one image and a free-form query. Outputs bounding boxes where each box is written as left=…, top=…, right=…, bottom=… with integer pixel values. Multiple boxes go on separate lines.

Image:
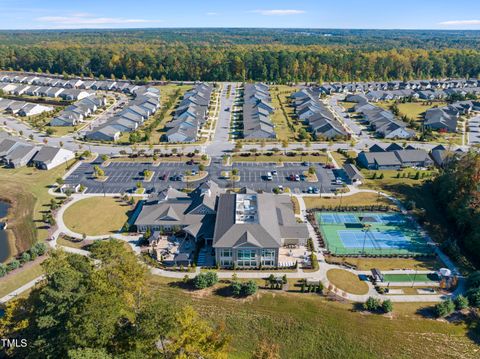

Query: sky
left=1, top=0, right=480, bottom=30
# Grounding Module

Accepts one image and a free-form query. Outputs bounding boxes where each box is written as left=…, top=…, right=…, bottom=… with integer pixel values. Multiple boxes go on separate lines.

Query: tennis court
left=316, top=212, right=433, bottom=256
left=382, top=273, right=439, bottom=283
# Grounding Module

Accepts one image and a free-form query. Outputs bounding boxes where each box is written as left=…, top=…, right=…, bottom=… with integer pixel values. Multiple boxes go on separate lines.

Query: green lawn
left=383, top=273, right=439, bottom=283
left=377, top=101, right=447, bottom=121
left=326, top=268, right=370, bottom=295
left=63, top=196, right=133, bottom=236
left=148, top=275, right=478, bottom=358
left=325, top=256, right=444, bottom=271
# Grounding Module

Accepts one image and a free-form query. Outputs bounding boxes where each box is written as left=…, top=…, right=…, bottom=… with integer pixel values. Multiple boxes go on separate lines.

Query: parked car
left=289, top=174, right=295, bottom=181
left=266, top=172, right=273, bottom=181
left=335, top=178, right=343, bottom=185
left=294, top=174, right=300, bottom=182
left=271, top=170, right=278, bottom=176
left=159, top=174, right=166, bottom=181
left=302, top=161, right=310, bottom=166
left=313, top=187, right=320, bottom=194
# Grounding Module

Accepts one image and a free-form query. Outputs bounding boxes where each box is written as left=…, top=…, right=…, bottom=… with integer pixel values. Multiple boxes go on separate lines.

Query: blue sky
left=1, top=0, right=480, bottom=30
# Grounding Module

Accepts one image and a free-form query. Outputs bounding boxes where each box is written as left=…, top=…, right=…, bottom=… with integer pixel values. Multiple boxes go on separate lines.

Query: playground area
left=316, top=212, right=433, bottom=256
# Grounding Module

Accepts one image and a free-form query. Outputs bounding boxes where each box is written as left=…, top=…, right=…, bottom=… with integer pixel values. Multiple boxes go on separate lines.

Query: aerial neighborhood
left=0, top=22, right=479, bottom=359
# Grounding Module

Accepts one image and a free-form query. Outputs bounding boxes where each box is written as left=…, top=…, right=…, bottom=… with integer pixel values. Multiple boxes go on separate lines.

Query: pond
left=0, top=201, right=11, bottom=263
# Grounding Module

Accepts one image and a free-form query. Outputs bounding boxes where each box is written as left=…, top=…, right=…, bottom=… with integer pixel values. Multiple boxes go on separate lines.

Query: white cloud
left=251, top=9, right=305, bottom=16
left=36, top=13, right=162, bottom=27
left=439, top=19, right=480, bottom=26
left=206, top=12, right=219, bottom=16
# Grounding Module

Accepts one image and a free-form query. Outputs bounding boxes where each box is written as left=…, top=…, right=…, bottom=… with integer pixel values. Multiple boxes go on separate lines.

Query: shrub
left=21, top=252, right=31, bottom=263
left=204, top=271, right=218, bottom=287
left=467, top=287, right=480, bottom=308
left=363, top=297, right=382, bottom=312
left=242, top=280, right=258, bottom=296
left=454, top=295, right=469, bottom=310
left=193, top=272, right=218, bottom=290
left=231, top=281, right=242, bottom=296
left=7, top=260, right=21, bottom=272
left=434, top=299, right=455, bottom=317
left=0, top=264, right=7, bottom=277
left=466, top=271, right=480, bottom=289
left=382, top=299, right=393, bottom=313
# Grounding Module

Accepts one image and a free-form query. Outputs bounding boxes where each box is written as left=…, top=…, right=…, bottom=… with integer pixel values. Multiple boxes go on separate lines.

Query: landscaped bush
left=231, top=281, right=242, bottom=296
left=0, top=263, right=7, bottom=277
left=21, top=252, right=31, bottom=263
left=434, top=299, right=456, bottom=317
left=454, top=295, right=469, bottom=310
left=242, top=280, right=258, bottom=296
left=466, top=287, right=480, bottom=308
left=381, top=299, right=393, bottom=313
left=7, top=260, right=20, bottom=272
left=363, top=297, right=382, bottom=312
left=193, top=272, right=218, bottom=290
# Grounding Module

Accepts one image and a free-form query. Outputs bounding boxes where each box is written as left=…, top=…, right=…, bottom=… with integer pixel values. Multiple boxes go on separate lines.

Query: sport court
left=316, top=212, right=432, bottom=256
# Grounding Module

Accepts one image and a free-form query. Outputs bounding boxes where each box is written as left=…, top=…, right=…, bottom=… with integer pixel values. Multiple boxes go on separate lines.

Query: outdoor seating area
left=278, top=245, right=310, bottom=268
left=149, top=235, right=194, bottom=266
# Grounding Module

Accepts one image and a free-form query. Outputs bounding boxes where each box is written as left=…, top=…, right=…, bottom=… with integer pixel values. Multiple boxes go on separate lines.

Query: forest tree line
left=1, top=43, right=480, bottom=82
left=432, top=152, right=480, bottom=267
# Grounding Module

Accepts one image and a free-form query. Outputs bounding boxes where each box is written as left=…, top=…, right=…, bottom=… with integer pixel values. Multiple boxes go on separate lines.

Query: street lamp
left=361, top=223, right=372, bottom=256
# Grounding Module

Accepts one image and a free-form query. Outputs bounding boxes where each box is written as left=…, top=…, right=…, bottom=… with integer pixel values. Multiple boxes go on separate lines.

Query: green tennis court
left=316, top=211, right=433, bottom=256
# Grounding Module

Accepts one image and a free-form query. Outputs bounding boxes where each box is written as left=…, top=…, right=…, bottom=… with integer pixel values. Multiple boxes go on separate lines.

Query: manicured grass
left=56, top=236, right=87, bottom=249
left=326, top=268, right=369, bottom=295
left=304, top=192, right=394, bottom=210
left=325, top=256, right=444, bottom=271
left=360, top=169, right=436, bottom=190
left=383, top=273, right=439, bottom=283
left=63, top=196, right=132, bottom=236
left=0, top=260, right=44, bottom=298
left=0, top=164, right=73, bottom=256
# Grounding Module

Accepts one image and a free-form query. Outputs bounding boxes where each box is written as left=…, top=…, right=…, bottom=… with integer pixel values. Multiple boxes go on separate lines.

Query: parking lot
left=65, top=159, right=342, bottom=194
left=468, top=116, right=480, bottom=145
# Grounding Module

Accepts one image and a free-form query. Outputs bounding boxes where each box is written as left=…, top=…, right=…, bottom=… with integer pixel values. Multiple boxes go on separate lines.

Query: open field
left=63, top=196, right=133, bottom=236
left=303, top=192, right=394, bottom=210
left=148, top=275, right=479, bottom=358
left=377, top=101, right=447, bottom=121
left=326, top=268, right=370, bottom=295
left=0, top=164, right=72, bottom=256
left=270, top=85, right=298, bottom=142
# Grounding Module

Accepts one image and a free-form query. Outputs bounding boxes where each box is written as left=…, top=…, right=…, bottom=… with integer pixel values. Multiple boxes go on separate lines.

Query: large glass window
left=237, top=249, right=257, bottom=267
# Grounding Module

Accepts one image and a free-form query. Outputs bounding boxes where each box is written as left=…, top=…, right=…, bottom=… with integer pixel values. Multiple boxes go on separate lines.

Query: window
left=237, top=249, right=257, bottom=267
left=220, top=249, right=232, bottom=258
left=220, top=259, right=232, bottom=267
left=261, top=249, right=276, bottom=267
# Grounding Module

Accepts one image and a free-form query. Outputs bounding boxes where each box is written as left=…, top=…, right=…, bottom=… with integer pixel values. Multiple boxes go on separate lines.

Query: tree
left=363, top=297, right=381, bottom=312
left=231, top=281, right=242, bottom=296
left=242, top=280, right=258, bottom=296
left=381, top=299, right=393, bottom=313
left=434, top=299, right=455, bottom=317
left=454, top=295, right=469, bottom=310
left=21, top=252, right=31, bottom=264
left=165, top=306, right=229, bottom=359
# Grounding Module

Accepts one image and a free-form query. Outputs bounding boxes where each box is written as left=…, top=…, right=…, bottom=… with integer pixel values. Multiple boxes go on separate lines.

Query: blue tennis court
left=338, top=230, right=411, bottom=250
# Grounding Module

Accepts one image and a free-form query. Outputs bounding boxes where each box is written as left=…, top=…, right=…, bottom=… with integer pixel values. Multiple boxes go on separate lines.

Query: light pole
left=361, top=223, right=372, bottom=256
